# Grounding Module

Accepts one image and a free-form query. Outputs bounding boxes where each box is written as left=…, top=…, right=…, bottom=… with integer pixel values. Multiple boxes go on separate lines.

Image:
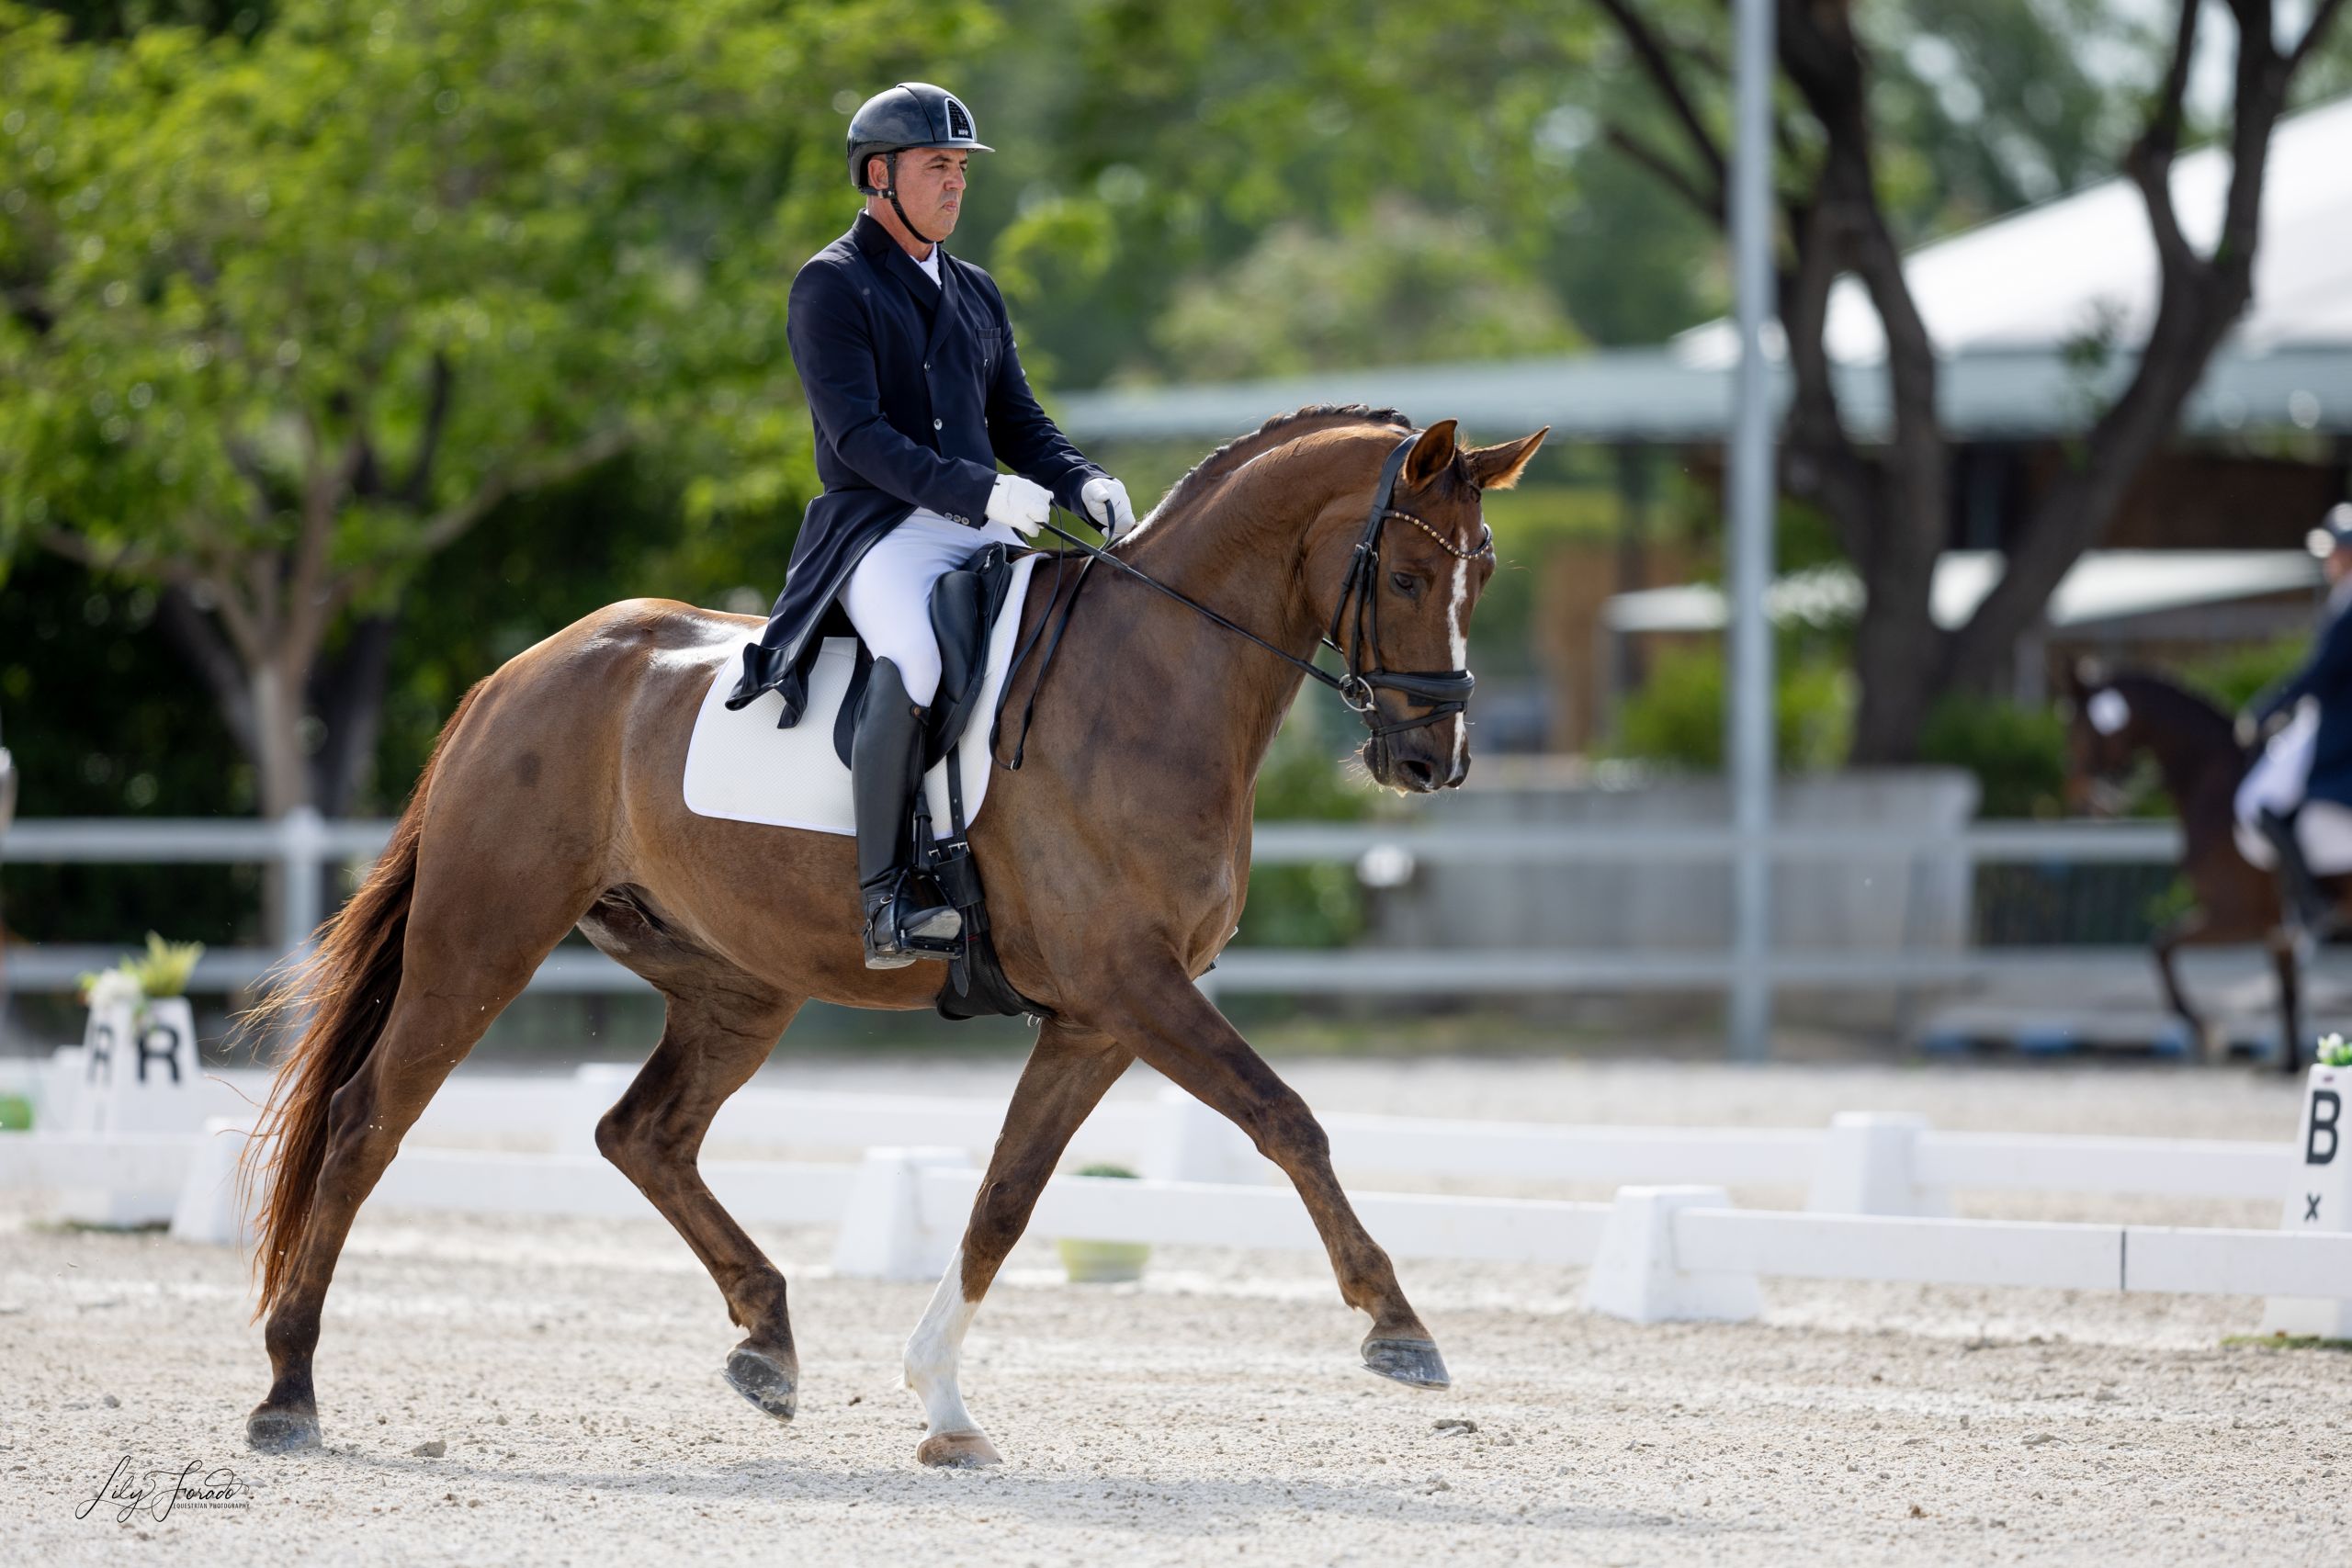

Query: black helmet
left=846, top=83, right=991, bottom=195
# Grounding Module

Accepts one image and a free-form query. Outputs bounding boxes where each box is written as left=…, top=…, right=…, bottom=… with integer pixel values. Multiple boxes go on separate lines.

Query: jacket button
left=923, top=360, right=931, bottom=369
left=933, top=418, right=943, bottom=430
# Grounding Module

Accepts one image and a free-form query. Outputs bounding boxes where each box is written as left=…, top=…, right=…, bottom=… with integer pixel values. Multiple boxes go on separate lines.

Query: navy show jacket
left=726, top=211, right=1104, bottom=725
left=2256, top=585, right=2352, bottom=808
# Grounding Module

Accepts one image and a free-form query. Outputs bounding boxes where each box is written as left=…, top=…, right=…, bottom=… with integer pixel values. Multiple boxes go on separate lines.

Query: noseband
left=1012, top=433, right=1493, bottom=761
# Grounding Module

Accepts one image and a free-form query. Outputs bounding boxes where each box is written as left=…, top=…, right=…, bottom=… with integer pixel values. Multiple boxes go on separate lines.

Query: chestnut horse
left=2063, top=664, right=2313, bottom=1070
left=238, top=406, right=1547, bottom=1466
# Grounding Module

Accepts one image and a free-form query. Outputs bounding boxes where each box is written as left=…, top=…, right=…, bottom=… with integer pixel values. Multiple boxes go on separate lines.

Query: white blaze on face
left=903, top=1247, right=983, bottom=1440
left=2086, top=688, right=2132, bottom=736
left=1447, top=553, right=1471, bottom=775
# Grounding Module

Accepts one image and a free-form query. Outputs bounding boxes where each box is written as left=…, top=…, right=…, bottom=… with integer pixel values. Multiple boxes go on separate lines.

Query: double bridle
left=1005, top=433, right=1493, bottom=766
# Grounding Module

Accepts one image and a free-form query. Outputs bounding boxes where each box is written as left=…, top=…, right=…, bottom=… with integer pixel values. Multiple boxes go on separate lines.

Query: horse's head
left=2061, top=659, right=2143, bottom=815
left=1320, top=419, right=1547, bottom=794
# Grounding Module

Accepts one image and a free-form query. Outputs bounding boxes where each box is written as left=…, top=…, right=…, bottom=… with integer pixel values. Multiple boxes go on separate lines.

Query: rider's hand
left=985, top=473, right=1054, bottom=538
left=1080, top=475, right=1136, bottom=544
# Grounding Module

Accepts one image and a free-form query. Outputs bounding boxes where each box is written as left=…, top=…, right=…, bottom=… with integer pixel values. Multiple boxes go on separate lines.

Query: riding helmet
left=846, top=83, right=992, bottom=194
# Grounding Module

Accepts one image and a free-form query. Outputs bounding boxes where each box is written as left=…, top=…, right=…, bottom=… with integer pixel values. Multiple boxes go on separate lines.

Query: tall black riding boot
left=2260, top=807, right=2334, bottom=936
left=852, top=658, right=962, bottom=969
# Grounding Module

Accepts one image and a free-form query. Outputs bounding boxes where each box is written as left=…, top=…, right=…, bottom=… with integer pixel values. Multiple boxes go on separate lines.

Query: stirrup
left=862, top=889, right=963, bottom=969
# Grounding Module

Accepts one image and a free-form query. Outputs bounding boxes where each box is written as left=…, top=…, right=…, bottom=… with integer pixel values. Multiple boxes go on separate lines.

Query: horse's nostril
left=1400, top=759, right=1436, bottom=790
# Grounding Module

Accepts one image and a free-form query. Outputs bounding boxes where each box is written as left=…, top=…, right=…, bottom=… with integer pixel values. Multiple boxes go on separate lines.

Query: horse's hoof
left=723, top=1346, right=798, bottom=1422
left=245, top=1404, right=322, bottom=1453
left=917, top=1429, right=1001, bottom=1469
left=1363, top=1337, right=1452, bottom=1390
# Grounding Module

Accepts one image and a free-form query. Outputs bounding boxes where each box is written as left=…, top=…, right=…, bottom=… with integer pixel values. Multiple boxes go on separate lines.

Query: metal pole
left=1726, top=0, right=1779, bottom=1060
left=279, top=806, right=326, bottom=956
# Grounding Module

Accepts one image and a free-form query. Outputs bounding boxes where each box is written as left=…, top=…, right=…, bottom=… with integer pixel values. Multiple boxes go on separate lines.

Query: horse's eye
left=1389, top=571, right=1418, bottom=596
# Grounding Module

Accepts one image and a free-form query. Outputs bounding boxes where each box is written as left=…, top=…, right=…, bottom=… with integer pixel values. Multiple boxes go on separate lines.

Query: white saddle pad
left=681, top=554, right=1039, bottom=838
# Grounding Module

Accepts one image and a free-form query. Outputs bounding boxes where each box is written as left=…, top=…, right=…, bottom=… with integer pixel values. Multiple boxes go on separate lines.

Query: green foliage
left=1608, top=645, right=1854, bottom=773
left=1072, top=1162, right=1138, bottom=1179
left=1916, top=693, right=2069, bottom=818
left=2316, top=1032, right=2352, bottom=1068
left=78, top=929, right=203, bottom=998
left=1146, top=201, right=1581, bottom=382
left=0, top=0, right=977, bottom=809
left=2175, top=637, right=2308, bottom=716
left=0, top=1094, right=30, bottom=1131
left=1236, top=700, right=1385, bottom=950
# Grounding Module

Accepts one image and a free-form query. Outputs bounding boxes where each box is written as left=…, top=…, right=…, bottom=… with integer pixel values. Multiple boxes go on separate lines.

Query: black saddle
left=829, top=541, right=1020, bottom=773
left=829, top=542, right=1043, bottom=1023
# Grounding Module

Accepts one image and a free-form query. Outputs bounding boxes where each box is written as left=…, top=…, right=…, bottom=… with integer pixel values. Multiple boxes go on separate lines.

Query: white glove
left=985, top=473, right=1054, bottom=538
left=1080, top=474, right=1136, bottom=543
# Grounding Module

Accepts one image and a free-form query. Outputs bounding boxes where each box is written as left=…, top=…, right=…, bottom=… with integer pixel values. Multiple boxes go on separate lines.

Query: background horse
left=2063, top=664, right=2321, bottom=1071
left=236, top=407, right=1547, bottom=1467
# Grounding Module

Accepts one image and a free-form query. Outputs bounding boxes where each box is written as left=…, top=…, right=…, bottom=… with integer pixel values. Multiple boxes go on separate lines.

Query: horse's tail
left=237, top=684, right=481, bottom=1321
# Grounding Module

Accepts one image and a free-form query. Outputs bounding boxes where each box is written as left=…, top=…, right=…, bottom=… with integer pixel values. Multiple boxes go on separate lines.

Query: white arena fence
left=5, top=1055, right=2349, bottom=1335
left=14, top=812, right=2349, bottom=1001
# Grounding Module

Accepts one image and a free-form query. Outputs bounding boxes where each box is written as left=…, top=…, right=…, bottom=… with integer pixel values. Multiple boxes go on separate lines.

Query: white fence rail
left=0, top=1056, right=2302, bottom=1202
left=5, top=1062, right=2344, bottom=1332
left=4, top=812, right=2311, bottom=1002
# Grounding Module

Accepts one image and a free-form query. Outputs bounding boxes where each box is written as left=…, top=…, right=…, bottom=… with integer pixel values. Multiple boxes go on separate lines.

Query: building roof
left=1057, top=98, right=2352, bottom=446
left=1602, top=550, right=2324, bottom=635
left=1677, top=95, right=2352, bottom=367
left=1057, top=343, right=2349, bottom=445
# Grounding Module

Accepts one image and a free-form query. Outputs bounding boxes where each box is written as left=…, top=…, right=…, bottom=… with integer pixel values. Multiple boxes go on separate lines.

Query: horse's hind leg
left=2150, top=911, right=2211, bottom=1057
left=247, top=892, right=588, bottom=1451
left=592, top=978, right=804, bottom=1421
left=904, top=1021, right=1133, bottom=1468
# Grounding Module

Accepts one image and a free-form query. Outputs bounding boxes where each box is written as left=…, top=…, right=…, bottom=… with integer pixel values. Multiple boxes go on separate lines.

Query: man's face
left=870, top=147, right=968, bottom=241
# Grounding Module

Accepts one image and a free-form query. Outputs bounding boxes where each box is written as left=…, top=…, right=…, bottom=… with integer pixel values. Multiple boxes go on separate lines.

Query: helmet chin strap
left=880, top=152, right=937, bottom=249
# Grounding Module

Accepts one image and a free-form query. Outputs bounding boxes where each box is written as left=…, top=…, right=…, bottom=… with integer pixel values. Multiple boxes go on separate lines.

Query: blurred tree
left=1591, top=0, right=2346, bottom=761
left=1149, top=200, right=1582, bottom=380
left=0, top=0, right=975, bottom=818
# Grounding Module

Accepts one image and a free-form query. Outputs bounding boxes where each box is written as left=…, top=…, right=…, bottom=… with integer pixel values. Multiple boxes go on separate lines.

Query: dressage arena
left=6, top=1053, right=2348, bottom=1566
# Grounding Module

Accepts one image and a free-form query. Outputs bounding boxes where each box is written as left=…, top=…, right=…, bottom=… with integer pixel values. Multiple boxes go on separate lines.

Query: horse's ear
left=1464, top=427, right=1550, bottom=491
left=1402, top=420, right=1458, bottom=491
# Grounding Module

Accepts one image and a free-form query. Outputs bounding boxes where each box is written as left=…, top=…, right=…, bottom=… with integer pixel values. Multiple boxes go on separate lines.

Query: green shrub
left=2175, top=637, right=2307, bottom=715
left=1916, top=694, right=2070, bottom=818
left=1238, top=702, right=1382, bottom=949
left=1609, top=645, right=1853, bottom=773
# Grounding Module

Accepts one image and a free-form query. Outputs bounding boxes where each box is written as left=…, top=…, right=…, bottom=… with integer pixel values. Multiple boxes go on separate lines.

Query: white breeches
left=840, top=508, right=1023, bottom=707
left=2232, top=702, right=2352, bottom=874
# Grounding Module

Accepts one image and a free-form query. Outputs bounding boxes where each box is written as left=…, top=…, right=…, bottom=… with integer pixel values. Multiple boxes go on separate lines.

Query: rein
left=997, top=433, right=1492, bottom=769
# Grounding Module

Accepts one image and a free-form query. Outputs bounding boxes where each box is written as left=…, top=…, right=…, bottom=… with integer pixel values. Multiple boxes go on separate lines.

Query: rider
left=724, top=83, right=1136, bottom=970
left=2236, top=502, right=2352, bottom=932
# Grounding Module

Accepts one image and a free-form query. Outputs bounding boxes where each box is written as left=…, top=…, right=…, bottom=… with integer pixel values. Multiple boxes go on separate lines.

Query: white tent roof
left=1603, top=550, right=2323, bottom=634
left=1678, top=96, right=2352, bottom=367
left=1057, top=98, right=2352, bottom=446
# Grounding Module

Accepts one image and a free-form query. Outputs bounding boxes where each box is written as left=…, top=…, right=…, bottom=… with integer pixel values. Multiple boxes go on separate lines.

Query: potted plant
left=76, top=933, right=205, bottom=1107
left=1057, top=1163, right=1152, bottom=1283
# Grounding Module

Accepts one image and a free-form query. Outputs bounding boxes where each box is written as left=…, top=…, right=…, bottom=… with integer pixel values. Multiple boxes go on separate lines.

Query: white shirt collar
left=913, top=245, right=942, bottom=286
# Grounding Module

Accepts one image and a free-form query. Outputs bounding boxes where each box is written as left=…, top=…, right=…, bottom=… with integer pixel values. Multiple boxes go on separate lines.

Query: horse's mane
left=1142, top=403, right=1412, bottom=529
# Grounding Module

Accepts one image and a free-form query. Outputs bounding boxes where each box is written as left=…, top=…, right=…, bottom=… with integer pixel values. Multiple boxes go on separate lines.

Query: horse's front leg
left=1083, top=959, right=1448, bottom=1390
left=905, top=1021, right=1133, bottom=1468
